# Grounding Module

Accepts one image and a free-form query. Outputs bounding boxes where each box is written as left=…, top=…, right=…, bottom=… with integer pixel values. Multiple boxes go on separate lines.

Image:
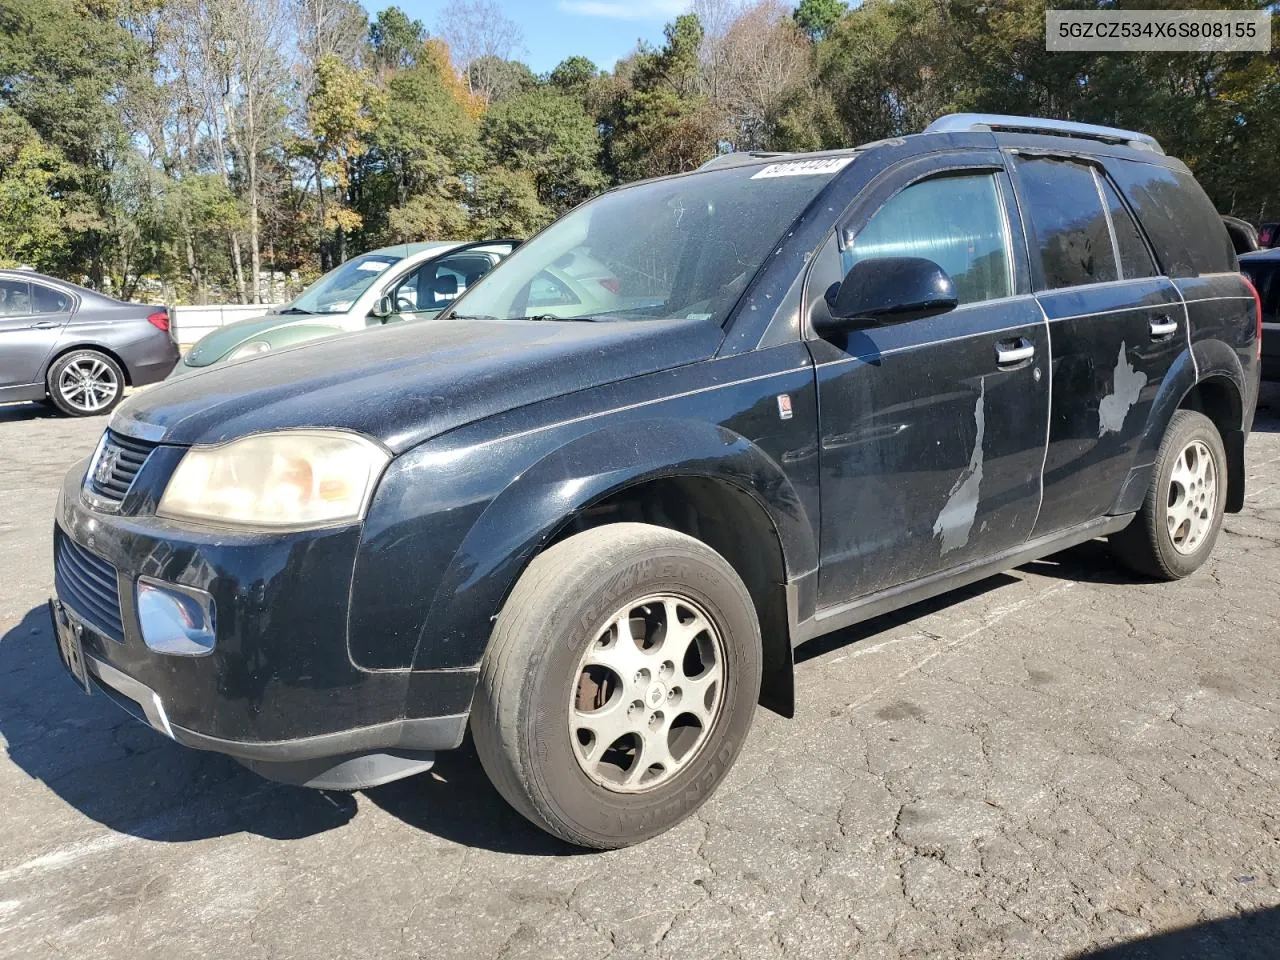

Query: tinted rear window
left=1013, top=157, right=1117, bottom=289
left=1105, top=159, right=1236, bottom=277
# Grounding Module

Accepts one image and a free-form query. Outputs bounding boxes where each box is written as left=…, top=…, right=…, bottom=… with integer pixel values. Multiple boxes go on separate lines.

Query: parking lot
left=0, top=392, right=1277, bottom=960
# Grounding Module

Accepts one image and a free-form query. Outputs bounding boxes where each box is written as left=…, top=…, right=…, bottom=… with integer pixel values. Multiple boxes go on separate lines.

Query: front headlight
left=227, top=340, right=271, bottom=362
left=157, top=430, right=390, bottom=529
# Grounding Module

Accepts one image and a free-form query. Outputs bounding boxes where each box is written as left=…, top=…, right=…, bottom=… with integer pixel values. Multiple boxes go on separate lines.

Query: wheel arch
left=408, top=418, right=816, bottom=717
left=42, top=341, right=133, bottom=390
left=1119, top=341, right=1248, bottom=515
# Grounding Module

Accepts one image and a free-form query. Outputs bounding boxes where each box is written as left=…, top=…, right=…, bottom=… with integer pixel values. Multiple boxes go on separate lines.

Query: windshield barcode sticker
left=751, top=157, right=853, bottom=179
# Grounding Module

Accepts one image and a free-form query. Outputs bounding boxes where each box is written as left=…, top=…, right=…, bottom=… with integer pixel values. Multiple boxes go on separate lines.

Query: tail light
left=597, top=277, right=622, bottom=295
left=147, top=310, right=170, bottom=332
left=1242, top=274, right=1262, bottom=360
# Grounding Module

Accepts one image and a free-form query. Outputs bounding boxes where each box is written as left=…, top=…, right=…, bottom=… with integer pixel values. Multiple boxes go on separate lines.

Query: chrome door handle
left=29, top=319, right=61, bottom=329
left=995, top=340, right=1035, bottom=365
left=1149, top=317, right=1178, bottom=338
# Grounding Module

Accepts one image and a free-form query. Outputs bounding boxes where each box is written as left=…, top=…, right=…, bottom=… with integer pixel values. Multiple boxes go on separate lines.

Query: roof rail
left=925, top=113, right=1163, bottom=155
left=698, top=151, right=795, bottom=171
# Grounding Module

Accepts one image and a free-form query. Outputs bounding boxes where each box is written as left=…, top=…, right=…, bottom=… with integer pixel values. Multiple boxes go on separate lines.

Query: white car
left=170, top=240, right=519, bottom=376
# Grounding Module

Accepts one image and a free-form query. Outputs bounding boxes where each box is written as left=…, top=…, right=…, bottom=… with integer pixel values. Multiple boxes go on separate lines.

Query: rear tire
left=1110, top=409, right=1227, bottom=580
left=471, top=523, right=762, bottom=849
left=46, top=350, right=125, bottom=417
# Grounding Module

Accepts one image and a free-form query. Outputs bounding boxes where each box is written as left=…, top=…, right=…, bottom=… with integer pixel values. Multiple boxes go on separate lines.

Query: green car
left=170, top=240, right=518, bottom=377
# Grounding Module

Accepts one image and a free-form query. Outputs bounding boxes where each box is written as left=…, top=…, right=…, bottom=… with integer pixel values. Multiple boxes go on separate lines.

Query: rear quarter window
left=1105, top=159, right=1236, bottom=277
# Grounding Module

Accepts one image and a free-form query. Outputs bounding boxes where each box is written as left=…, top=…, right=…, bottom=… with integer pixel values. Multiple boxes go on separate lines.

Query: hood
left=114, top=317, right=725, bottom=453
left=183, top=312, right=294, bottom=366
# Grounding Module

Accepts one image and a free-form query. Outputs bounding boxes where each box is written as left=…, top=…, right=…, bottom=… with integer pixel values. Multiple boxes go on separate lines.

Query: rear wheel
left=46, top=350, right=125, bottom=417
left=1110, top=409, right=1227, bottom=579
left=471, top=523, right=762, bottom=849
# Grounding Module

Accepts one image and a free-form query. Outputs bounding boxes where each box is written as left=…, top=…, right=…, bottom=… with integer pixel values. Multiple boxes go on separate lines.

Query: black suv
left=51, top=114, right=1260, bottom=848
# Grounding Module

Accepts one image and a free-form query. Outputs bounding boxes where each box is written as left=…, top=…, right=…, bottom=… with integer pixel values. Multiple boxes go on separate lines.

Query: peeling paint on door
left=933, top=378, right=985, bottom=556
left=1098, top=341, right=1147, bottom=437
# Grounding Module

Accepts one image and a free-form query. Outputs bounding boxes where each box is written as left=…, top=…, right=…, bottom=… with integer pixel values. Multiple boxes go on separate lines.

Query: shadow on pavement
left=0, top=401, right=63, bottom=424
left=0, top=604, right=356, bottom=842
left=1072, top=905, right=1278, bottom=959
left=363, top=737, right=591, bottom=857
left=794, top=574, right=1016, bottom=665
left=1019, top=537, right=1156, bottom=587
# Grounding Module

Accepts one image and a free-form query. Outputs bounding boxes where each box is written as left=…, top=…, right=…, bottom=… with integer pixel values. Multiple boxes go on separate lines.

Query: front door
left=1008, top=156, right=1183, bottom=537
left=808, top=158, right=1050, bottom=607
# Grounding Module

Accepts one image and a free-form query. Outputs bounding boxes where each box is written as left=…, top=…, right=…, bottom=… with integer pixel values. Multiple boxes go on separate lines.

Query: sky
left=372, top=0, right=695, bottom=75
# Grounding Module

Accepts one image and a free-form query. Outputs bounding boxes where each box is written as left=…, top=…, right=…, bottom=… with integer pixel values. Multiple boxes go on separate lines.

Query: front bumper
left=52, top=459, right=473, bottom=785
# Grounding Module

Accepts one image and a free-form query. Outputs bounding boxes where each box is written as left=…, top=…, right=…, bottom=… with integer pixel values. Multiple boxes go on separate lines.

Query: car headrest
left=430, top=274, right=459, bottom=298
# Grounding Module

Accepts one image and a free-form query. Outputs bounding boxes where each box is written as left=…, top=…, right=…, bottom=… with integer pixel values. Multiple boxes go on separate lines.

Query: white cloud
left=557, top=0, right=689, bottom=20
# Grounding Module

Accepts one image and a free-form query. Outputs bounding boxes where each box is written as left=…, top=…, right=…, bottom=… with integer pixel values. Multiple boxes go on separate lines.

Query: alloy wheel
left=1166, top=439, right=1217, bottom=555
left=569, top=593, right=726, bottom=793
left=58, top=357, right=119, bottom=414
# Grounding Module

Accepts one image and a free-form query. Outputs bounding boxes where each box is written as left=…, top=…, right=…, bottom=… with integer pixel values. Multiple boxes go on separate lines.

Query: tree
left=437, top=0, right=524, bottom=102
left=0, top=111, right=71, bottom=268
left=481, top=88, right=605, bottom=213
left=369, top=6, right=427, bottom=74
left=793, top=0, right=847, bottom=41
left=469, top=56, right=537, bottom=103
left=469, top=166, right=548, bottom=238
left=710, top=0, right=810, bottom=149
left=549, top=55, right=598, bottom=95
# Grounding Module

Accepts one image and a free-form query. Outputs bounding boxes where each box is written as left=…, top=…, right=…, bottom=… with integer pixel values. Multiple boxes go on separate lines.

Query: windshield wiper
left=277, top=307, right=311, bottom=315
left=519, top=314, right=602, bottom=322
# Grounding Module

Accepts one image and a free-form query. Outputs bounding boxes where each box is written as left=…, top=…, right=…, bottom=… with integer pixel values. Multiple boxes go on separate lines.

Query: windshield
left=449, top=161, right=846, bottom=324
left=290, top=252, right=402, bottom=314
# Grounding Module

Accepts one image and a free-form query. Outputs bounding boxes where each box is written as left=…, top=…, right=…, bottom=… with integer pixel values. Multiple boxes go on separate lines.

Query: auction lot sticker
left=1047, top=10, right=1270, bottom=52
left=751, top=157, right=854, bottom=179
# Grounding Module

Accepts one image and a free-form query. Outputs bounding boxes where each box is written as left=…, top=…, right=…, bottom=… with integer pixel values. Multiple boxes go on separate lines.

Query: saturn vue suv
left=50, top=114, right=1260, bottom=848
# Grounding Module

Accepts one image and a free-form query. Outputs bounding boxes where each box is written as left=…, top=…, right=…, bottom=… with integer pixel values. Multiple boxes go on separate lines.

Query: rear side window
left=841, top=172, right=1014, bottom=305
left=31, top=282, right=70, bottom=313
left=0, top=278, right=32, bottom=316
left=1106, top=159, right=1236, bottom=277
left=1013, top=157, right=1117, bottom=289
left=1099, top=177, right=1158, bottom=280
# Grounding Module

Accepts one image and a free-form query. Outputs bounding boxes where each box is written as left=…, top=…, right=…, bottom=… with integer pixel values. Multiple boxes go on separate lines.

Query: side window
left=1014, top=157, right=1118, bottom=289
left=841, top=172, right=1014, bottom=305
left=31, top=282, right=71, bottom=313
left=1098, top=176, right=1158, bottom=280
left=0, top=278, right=32, bottom=317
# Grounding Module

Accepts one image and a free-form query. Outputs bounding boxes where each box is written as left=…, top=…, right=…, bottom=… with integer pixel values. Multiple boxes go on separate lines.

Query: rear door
left=808, top=154, right=1050, bottom=605
left=1241, top=258, right=1280, bottom=378
left=1010, top=155, right=1183, bottom=537
left=0, top=276, right=69, bottom=390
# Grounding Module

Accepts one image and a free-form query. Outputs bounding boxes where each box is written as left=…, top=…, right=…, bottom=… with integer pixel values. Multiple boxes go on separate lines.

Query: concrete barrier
left=172, top=304, right=276, bottom=347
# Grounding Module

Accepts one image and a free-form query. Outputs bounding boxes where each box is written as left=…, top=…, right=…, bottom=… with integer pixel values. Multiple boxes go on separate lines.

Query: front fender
left=349, top=418, right=817, bottom=673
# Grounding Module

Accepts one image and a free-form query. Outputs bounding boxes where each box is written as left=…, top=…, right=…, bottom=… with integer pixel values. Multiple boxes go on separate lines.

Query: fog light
left=136, top=578, right=216, bottom=656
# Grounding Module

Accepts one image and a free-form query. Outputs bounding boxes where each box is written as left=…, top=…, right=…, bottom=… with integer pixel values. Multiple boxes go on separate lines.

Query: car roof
left=0, top=268, right=118, bottom=303
left=1240, top=249, right=1280, bottom=262
left=364, top=241, right=461, bottom=258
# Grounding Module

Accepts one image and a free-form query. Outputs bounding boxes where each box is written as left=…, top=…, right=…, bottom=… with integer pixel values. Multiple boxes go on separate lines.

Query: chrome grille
left=85, top=430, right=157, bottom=502
left=54, top=530, right=124, bottom=643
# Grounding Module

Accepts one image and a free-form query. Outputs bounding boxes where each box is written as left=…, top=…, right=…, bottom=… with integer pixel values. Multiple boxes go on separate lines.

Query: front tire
left=46, top=350, right=125, bottom=417
left=471, top=523, right=762, bottom=849
left=1110, top=409, right=1227, bottom=579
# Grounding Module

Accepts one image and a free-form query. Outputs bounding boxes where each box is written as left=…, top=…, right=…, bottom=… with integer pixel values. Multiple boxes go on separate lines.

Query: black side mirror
left=371, top=295, right=393, bottom=321
left=816, top=256, right=958, bottom=335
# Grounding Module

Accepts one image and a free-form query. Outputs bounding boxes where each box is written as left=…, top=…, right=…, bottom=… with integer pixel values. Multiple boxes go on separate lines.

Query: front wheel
left=46, top=350, right=125, bottom=417
left=1110, top=409, right=1227, bottom=579
left=471, top=523, right=762, bottom=849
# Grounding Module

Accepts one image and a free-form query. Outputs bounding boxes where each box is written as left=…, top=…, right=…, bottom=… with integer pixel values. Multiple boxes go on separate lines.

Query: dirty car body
left=51, top=116, right=1259, bottom=844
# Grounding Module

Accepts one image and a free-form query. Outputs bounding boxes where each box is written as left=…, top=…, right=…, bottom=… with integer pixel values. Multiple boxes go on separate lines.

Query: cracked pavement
left=1, top=389, right=1278, bottom=959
